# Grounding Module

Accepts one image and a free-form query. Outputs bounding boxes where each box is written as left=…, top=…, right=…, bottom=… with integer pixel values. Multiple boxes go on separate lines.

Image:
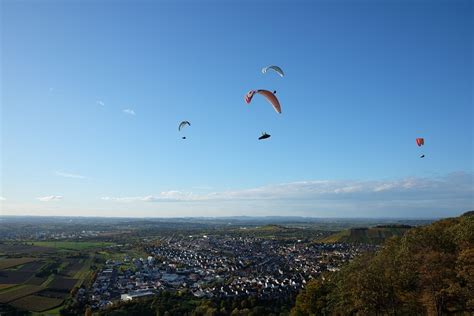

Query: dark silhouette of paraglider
left=179, top=121, right=190, bottom=131
left=416, top=138, right=425, bottom=158
left=179, top=121, right=191, bottom=140
left=246, top=65, right=284, bottom=141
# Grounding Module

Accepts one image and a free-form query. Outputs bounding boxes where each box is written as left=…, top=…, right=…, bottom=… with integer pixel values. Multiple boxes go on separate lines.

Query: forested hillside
left=292, top=212, right=474, bottom=315
left=319, top=225, right=412, bottom=244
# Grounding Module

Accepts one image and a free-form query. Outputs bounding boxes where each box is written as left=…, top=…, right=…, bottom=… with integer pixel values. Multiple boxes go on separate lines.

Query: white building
left=120, top=290, right=154, bottom=301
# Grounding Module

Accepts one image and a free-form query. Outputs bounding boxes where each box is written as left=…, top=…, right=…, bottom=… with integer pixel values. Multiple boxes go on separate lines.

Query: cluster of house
left=1, top=229, right=102, bottom=241
left=38, top=230, right=101, bottom=240
left=82, top=236, right=375, bottom=309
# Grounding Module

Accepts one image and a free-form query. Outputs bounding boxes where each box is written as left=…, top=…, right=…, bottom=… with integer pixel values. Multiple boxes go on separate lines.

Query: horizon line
left=0, top=214, right=444, bottom=220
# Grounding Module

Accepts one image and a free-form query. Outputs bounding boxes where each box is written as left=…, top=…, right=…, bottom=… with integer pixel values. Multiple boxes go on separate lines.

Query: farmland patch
left=0, top=244, right=56, bottom=255
left=25, top=276, right=47, bottom=285
left=10, top=295, right=63, bottom=312
left=38, top=289, right=68, bottom=299
left=0, top=258, right=37, bottom=270
left=0, top=271, right=32, bottom=284
left=48, top=277, right=78, bottom=291
left=31, top=241, right=113, bottom=251
left=0, top=284, right=17, bottom=291
left=18, top=261, right=45, bottom=272
left=0, top=285, right=44, bottom=303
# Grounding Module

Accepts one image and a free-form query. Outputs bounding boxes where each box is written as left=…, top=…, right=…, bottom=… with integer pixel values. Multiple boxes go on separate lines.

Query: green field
left=0, top=252, right=95, bottom=313
left=30, top=241, right=113, bottom=250
left=73, top=257, right=93, bottom=281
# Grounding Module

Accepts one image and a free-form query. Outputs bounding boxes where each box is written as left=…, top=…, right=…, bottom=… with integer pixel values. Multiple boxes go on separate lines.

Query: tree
left=85, top=307, right=92, bottom=316
left=291, top=213, right=474, bottom=315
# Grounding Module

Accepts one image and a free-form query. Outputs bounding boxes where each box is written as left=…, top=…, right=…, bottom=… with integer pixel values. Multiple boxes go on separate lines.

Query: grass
left=41, top=274, right=56, bottom=287
left=252, top=224, right=289, bottom=231
left=317, top=230, right=349, bottom=243
left=56, top=261, right=71, bottom=275
left=30, top=241, right=113, bottom=250
left=98, top=247, right=148, bottom=270
left=73, top=257, right=93, bottom=280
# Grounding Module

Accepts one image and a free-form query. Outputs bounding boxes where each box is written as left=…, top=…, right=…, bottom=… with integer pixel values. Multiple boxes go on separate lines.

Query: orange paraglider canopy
left=416, top=138, right=424, bottom=146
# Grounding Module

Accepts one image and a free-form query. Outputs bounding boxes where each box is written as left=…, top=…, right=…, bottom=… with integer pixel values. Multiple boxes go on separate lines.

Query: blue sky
left=1, top=0, right=472, bottom=218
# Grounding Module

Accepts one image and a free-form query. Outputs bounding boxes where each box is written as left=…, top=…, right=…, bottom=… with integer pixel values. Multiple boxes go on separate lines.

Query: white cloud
left=96, top=100, right=105, bottom=106
left=101, top=172, right=473, bottom=205
left=3, top=173, right=471, bottom=218
left=101, top=196, right=146, bottom=202
left=0, top=196, right=5, bottom=201
left=208, top=173, right=473, bottom=201
left=37, top=195, right=63, bottom=202
left=122, top=109, right=136, bottom=115
left=55, top=171, right=86, bottom=179
left=101, top=191, right=198, bottom=203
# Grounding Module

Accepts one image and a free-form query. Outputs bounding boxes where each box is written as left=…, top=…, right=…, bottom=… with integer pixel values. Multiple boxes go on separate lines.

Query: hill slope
left=319, top=224, right=412, bottom=244
left=293, top=212, right=474, bottom=315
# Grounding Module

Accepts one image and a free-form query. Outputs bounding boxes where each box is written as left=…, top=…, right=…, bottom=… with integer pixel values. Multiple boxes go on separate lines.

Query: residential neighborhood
left=81, top=235, right=376, bottom=309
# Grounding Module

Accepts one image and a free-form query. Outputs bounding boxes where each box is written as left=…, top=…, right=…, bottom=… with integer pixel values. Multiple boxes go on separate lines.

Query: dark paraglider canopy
left=262, top=65, right=285, bottom=77
left=258, top=132, right=271, bottom=140
left=178, top=121, right=191, bottom=131
left=179, top=121, right=191, bottom=139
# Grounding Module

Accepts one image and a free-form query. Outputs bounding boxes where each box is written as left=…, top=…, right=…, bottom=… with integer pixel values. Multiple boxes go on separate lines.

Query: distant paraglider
left=258, top=132, right=271, bottom=140
left=416, top=138, right=425, bottom=158
left=179, top=121, right=191, bottom=131
left=242, top=65, right=284, bottom=141
left=179, top=121, right=191, bottom=139
left=245, top=90, right=282, bottom=114
left=262, top=65, right=284, bottom=77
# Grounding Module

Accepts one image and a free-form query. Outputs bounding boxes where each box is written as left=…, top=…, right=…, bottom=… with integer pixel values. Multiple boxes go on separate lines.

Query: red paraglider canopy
left=416, top=138, right=424, bottom=146
left=245, top=90, right=256, bottom=104
left=244, top=90, right=282, bottom=114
